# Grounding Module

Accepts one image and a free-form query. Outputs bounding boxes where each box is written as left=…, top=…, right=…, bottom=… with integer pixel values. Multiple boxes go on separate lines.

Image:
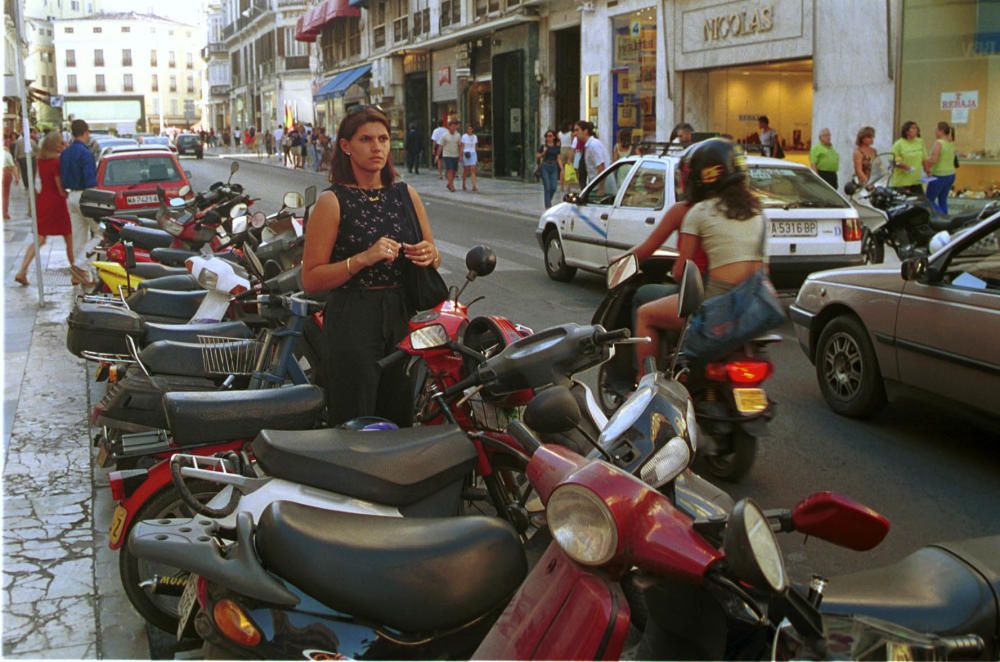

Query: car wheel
left=861, top=228, right=885, bottom=264
left=543, top=230, right=576, bottom=282
left=815, top=315, right=886, bottom=418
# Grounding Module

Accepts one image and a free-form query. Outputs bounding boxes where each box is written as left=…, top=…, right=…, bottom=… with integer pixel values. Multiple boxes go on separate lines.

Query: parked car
left=95, top=148, right=193, bottom=217
left=536, top=150, right=863, bottom=286
left=89, top=135, right=138, bottom=161
left=790, top=213, right=1000, bottom=421
left=139, top=135, right=176, bottom=152
left=175, top=133, right=204, bottom=159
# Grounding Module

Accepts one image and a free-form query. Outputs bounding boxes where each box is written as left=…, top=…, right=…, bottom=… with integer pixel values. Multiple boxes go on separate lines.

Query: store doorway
left=404, top=73, right=429, bottom=166
left=554, top=26, right=581, bottom=131
left=492, top=51, right=524, bottom=177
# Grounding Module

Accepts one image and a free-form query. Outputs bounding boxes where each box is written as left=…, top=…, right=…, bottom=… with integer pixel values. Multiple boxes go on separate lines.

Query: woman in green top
left=923, top=121, right=956, bottom=214
left=890, top=120, right=927, bottom=195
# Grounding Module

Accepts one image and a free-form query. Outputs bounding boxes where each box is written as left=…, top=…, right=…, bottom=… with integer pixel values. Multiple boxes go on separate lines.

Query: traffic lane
left=186, top=158, right=1000, bottom=578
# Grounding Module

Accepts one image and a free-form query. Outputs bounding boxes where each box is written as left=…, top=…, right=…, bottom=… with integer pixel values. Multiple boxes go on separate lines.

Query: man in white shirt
left=430, top=120, right=448, bottom=179
left=575, top=121, right=609, bottom=188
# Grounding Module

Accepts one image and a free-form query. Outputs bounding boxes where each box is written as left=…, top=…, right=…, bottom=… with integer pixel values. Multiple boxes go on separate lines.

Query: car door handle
left=600, top=213, right=609, bottom=220
left=645, top=217, right=656, bottom=225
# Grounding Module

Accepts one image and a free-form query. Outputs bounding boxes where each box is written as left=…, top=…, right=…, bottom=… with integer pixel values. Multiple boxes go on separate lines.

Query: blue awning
left=313, top=64, right=372, bottom=102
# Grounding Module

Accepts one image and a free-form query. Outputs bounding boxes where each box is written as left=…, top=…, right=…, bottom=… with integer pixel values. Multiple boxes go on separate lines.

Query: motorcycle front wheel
left=692, top=429, right=756, bottom=483
left=861, top=228, right=885, bottom=264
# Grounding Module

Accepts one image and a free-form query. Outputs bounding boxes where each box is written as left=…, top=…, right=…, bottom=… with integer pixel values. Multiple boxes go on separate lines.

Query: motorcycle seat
left=255, top=501, right=527, bottom=633
left=822, top=543, right=997, bottom=647
left=149, top=247, right=200, bottom=267
left=129, top=263, right=188, bottom=280
left=252, top=426, right=477, bottom=508
left=139, top=338, right=259, bottom=379
left=164, top=385, right=325, bottom=445
left=120, top=224, right=173, bottom=250
left=125, top=288, right=206, bottom=322
left=144, top=320, right=252, bottom=345
left=137, top=274, right=200, bottom=292
left=108, top=215, right=160, bottom=230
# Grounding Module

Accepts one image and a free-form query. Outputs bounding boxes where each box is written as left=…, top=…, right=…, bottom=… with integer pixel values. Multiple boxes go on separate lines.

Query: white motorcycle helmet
left=929, top=230, right=951, bottom=254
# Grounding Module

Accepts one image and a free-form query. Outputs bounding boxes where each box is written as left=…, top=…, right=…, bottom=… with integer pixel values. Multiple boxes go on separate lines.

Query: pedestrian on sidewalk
left=301, top=105, right=440, bottom=427
left=557, top=122, right=574, bottom=192
left=924, top=121, right=957, bottom=215
left=3, top=142, right=19, bottom=220
left=59, top=119, right=98, bottom=285
left=431, top=120, right=447, bottom=179
left=575, top=120, right=609, bottom=187
left=264, top=128, right=275, bottom=157
left=612, top=128, right=635, bottom=162
left=537, top=129, right=563, bottom=208
left=853, top=126, right=877, bottom=185
left=15, top=131, right=88, bottom=287
left=809, top=128, right=840, bottom=189
left=234, top=127, right=242, bottom=149
left=890, top=120, right=927, bottom=196
left=461, top=124, right=479, bottom=192
left=757, top=116, right=781, bottom=158
left=404, top=123, right=422, bottom=174
left=440, top=119, right=461, bottom=192
left=14, top=129, right=38, bottom=191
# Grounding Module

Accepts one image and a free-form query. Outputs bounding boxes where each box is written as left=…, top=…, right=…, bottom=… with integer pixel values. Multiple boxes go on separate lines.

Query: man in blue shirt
left=61, top=119, right=97, bottom=282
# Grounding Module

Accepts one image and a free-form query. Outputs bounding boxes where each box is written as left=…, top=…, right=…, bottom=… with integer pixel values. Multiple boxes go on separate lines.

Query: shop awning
left=294, top=0, right=360, bottom=42
left=313, top=64, right=372, bottom=101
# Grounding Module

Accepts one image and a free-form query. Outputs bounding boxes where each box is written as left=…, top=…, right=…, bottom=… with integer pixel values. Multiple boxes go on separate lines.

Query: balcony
left=276, top=0, right=306, bottom=6
left=210, top=84, right=229, bottom=96
left=282, top=55, right=310, bottom=71
left=207, top=42, right=227, bottom=55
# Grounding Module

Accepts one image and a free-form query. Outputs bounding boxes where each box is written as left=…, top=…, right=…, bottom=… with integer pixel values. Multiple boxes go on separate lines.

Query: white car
left=536, top=152, right=864, bottom=284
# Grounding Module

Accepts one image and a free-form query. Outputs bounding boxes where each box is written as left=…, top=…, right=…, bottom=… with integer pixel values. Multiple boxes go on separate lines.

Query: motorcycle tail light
left=725, top=361, right=772, bottom=384
left=213, top=599, right=262, bottom=647
left=842, top=218, right=863, bottom=242
left=229, top=283, right=248, bottom=295
left=705, top=363, right=729, bottom=381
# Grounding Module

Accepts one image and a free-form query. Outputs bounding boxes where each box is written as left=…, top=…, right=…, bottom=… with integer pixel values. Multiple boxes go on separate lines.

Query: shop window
left=393, top=16, right=408, bottom=42
left=170, top=75, right=177, bottom=92
left=152, top=75, right=158, bottom=92
left=611, top=10, right=656, bottom=150
left=373, top=1, right=386, bottom=48
left=187, top=53, right=194, bottom=69
left=169, top=51, right=176, bottom=68
left=900, top=0, right=1000, bottom=197
left=151, top=50, right=158, bottom=67
left=474, top=0, right=487, bottom=20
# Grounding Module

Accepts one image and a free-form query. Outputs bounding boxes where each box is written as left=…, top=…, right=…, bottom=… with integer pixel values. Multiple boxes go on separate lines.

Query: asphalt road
left=185, top=155, right=1000, bottom=586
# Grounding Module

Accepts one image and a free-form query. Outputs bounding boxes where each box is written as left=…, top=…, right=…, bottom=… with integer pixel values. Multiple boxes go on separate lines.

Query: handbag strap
left=395, top=182, right=422, bottom=242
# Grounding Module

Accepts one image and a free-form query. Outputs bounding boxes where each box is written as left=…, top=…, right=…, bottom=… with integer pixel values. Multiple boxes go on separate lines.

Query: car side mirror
left=677, top=260, right=704, bottom=318
left=523, top=385, right=582, bottom=434
left=900, top=256, right=927, bottom=282
left=563, top=192, right=580, bottom=204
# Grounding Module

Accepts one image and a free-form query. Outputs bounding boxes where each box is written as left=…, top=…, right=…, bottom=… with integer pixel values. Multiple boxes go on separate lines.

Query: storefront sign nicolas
left=940, top=90, right=978, bottom=111
left=704, top=5, right=773, bottom=42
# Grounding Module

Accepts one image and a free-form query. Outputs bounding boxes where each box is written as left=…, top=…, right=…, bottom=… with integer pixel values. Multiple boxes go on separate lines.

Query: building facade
left=52, top=12, right=204, bottom=134
left=203, top=1, right=232, bottom=132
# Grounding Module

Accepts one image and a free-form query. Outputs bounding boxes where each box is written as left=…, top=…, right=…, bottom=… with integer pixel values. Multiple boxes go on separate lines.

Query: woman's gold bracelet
left=346, top=256, right=355, bottom=275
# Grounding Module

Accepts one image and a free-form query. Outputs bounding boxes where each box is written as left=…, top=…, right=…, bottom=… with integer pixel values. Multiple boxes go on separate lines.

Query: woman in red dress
left=14, top=131, right=88, bottom=286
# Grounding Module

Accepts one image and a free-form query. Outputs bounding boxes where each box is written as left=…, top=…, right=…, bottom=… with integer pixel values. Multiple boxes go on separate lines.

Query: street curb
left=207, top=152, right=539, bottom=223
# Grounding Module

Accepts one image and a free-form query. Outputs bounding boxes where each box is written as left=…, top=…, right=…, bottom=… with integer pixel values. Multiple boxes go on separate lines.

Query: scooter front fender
left=108, top=458, right=173, bottom=550
left=473, top=542, right=630, bottom=661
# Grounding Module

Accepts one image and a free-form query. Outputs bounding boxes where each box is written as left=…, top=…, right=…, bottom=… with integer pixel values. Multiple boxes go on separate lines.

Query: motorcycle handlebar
left=593, top=328, right=631, bottom=344
left=376, top=349, right=407, bottom=371
left=442, top=372, right=479, bottom=399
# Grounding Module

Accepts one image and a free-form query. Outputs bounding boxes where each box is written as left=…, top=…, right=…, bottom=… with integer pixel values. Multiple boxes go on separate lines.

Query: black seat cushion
left=822, top=545, right=996, bottom=643
left=149, top=247, right=199, bottom=266
left=130, top=263, right=188, bottom=280
left=252, top=426, right=477, bottom=507
left=144, top=321, right=251, bottom=345
left=139, top=338, right=259, bottom=378
left=120, top=224, right=173, bottom=250
left=126, top=288, right=205, bottom=321
left=164, top=385, right=325, bottom=445
left=256, top=501, right=526, bottom=632
left=137, top=274, right=199, bottom=292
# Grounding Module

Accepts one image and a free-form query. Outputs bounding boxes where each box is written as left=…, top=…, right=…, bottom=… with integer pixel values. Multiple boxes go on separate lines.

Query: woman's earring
left=346, top=152, right=352, bottom=156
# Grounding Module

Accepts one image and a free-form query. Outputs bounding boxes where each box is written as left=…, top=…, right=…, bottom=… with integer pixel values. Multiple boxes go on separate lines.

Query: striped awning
left=295, top=0, right=360, bottom=42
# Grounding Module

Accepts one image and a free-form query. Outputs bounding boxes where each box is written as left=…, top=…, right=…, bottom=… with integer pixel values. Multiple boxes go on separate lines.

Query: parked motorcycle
left=593, top=254, right=779, bottom=482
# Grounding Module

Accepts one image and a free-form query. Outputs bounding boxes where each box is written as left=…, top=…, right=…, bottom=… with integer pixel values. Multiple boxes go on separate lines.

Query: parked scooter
left=593, top=255, right=779, bottom=482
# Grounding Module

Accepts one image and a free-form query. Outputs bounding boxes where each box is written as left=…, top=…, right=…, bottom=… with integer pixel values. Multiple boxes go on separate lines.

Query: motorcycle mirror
left=179, top=184, right=191, bottom=197
left=465, top=246, right=497, bottom=277
left=283, top=191, right=305, bottom=209
left=607, top=253, right=639, bottom=290
left=677, top=260, right=704, bottom=318
left=900, top=256, right=927, bottom=281
left=250, top=211, right=267, bottom=229
left=304, top=185, right=317, bottom=207
left=244, top=243, right=265, bottom=278
left=523, top=386, right=582, bottom=434
left=229, top=203, right=249, bottom=219
left=723, top=498, right=788, bottom=594
left=844, top=181, right=858, bottom=196
left=169, top=197, right=186, bottom=208
left=230, top=161, right=239, bottom=175
left=791, top=492, right=890, bottom=552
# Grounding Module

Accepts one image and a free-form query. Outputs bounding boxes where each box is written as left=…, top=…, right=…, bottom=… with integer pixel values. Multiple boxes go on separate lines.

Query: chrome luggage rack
left=80, top=334, right=146, bottom=372
left=79, top=284, right=132, bottom=308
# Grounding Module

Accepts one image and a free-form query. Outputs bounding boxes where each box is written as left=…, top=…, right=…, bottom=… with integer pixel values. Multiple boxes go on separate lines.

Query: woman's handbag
left=681, top=220, right=785, bottom=361
left=396, top=183, right=449, bottom=311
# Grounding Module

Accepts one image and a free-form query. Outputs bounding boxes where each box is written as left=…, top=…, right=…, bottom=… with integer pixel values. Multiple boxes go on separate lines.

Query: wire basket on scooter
left=197, top=335, right=265, bottom=376
left=466, top=392, right=524, bottom=433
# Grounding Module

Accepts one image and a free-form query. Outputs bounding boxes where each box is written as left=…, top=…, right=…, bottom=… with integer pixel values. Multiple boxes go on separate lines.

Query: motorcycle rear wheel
left=118, top=481, right=220, bottom=633
left=692, top=429, right=756, bottom=483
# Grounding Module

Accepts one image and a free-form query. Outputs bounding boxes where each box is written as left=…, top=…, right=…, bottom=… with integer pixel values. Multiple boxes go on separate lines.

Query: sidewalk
left=2, top=186, right=147, bottom=658
left=208, top=146, right=552, bottom=221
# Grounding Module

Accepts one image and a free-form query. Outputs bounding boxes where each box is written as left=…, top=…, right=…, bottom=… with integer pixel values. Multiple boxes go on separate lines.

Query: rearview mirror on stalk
left=606, top=253, right=638, bottom=290
left=466, top=246, right=497, bottom=277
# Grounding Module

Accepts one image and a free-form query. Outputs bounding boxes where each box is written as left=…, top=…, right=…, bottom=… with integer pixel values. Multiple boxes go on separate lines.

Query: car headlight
left=686, top=399, right=700, bottom=453
left=547, top=484, right=618, bottom=566
left=639, top=436, right=691, bottom=488
left=410, top=324, right=449, bottom=350
left=197, top=268, right=219, bottom=290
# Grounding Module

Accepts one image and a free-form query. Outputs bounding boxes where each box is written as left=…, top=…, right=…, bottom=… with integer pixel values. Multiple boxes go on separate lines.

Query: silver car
left=790, top=213, right=1000, bottom=420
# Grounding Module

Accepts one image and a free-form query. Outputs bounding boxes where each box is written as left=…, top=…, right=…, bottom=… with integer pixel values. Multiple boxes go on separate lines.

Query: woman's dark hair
left=330, top=107, right=397, bottom=186
left=561, top=122, right=572, bottom=133
left=544, top=129, right=559, bottom=146
left=937, top=121, right=954, bottom=139
left=855, top=125, right=875, bottom=147
left=714, top=179, right=762, bottom=220
left=900, top=120, right=919, bottom=139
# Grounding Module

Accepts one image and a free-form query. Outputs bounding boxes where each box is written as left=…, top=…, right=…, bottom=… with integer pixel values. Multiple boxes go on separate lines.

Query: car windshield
left=177, top=136, right=197, bottom=144
left=104, top=156, right=180, bottom=186
left=748, top=166, right=850, bottom=209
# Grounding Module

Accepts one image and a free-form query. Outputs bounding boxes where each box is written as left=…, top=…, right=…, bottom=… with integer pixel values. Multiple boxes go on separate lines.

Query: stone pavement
left=208, top=146, right=557, bottom=221
left=2, top=186, right=148, bottom=658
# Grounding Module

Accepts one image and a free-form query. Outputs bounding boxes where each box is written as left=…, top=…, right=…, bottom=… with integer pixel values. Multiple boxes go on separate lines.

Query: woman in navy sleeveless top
left=302, top=107, right=441, bottom=426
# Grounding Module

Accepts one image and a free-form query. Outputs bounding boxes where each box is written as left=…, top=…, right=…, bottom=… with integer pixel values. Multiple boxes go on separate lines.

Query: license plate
left=96, top=444, right=110, bottom=467
left=127, top=194, right=158, bottom=205
left=733, top=388, right=768, bottom=414
left=771, top=220, right=818, bottom=237
left=176, top=574, right=199, bottom=640
left=108, top=504, right=127, bottom=545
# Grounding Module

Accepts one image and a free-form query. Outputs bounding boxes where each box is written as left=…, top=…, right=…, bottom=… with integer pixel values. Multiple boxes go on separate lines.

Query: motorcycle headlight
left=686, top=399, right=700, bottom=453
left=724, top=499, right=787, bottom=593
left=547, top=484, right=618, bottom=566
left=410, top=324, right=449, bottom=350
left=639, top=436, right=691, bottom=488
left=197, top=268, right=219, bottom=290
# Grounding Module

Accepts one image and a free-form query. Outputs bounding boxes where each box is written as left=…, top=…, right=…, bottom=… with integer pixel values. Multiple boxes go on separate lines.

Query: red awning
left=294, top=0, right=359, bottom=42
